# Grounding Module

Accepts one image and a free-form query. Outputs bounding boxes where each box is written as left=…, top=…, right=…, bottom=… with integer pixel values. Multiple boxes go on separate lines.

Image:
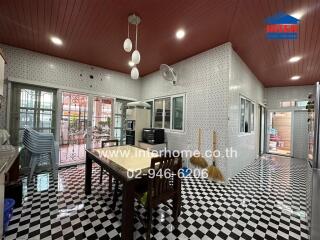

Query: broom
left=207, top=130, right=224, bottom=182
left=190, top=128, right=208, bottom=168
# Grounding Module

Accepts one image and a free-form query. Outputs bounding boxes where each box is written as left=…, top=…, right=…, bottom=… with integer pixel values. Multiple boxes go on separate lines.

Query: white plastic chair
left=23, top=127, right=58, bottom=182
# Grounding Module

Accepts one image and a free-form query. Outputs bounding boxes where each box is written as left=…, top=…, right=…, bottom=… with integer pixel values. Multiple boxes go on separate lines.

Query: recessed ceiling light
left=291, top=75, right=301, bottom=80
left=289, top=56, right=302, bottom=63
left=175, top=29, right=185, bottom=39
left=50, top=36, right=63, bottom=46
left=291, top=9, right=306, bottom=20
left=128, top=61, right=135, bottom=67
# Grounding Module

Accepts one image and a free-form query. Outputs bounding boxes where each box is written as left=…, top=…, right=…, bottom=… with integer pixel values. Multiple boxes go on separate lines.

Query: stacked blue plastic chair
left=22, top=127, right=58, bottom=182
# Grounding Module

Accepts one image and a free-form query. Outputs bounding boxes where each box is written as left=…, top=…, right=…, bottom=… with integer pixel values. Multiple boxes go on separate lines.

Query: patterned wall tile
left=265, top=85, right=314, bottom=110
left=141, top=43, right=232, bottom=179
left=0, top=43, right=141, bottom=128
left=227, top=50, right=265, bottom=179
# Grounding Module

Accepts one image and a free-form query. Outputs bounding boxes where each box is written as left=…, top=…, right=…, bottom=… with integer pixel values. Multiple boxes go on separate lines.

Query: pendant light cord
left=127, top=22, right=130, bottom=38
left=135, top=23, right=138, bottom=50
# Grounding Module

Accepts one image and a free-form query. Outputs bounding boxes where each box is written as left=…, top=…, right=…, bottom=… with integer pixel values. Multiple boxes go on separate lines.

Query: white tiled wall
left=0, top=43, right=141, bottom=128
left=266, top=85, right=314, bottom=110
left=1, top=41, right=313, bottom=180
left=227, top=50, right=265, bottom=178
left=141, top=43, right=265, bottom=179
left=141, top=43, right=231, bottom=178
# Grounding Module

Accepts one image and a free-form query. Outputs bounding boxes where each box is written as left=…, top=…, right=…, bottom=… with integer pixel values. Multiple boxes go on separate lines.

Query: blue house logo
left=265, top=12, right=300, bottom=40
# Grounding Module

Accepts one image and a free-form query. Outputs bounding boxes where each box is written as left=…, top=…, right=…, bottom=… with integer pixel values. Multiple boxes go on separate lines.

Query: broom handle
left=198, top=128, right=201, bottom=152
left=212, top=130, right=217, bottom=162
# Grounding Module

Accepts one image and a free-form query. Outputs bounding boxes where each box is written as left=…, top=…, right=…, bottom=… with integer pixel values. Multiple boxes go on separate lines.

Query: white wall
left=0, top=44, right=141, bottom=128
left=141, top=43, right=231, bottom=178
left=227, top=50, right=265, bottom=178
left=141, top=42, right=265, bottom=180
left=266, top=85, right=313, bottom=110
left=3, top=41, right=312, bottom=179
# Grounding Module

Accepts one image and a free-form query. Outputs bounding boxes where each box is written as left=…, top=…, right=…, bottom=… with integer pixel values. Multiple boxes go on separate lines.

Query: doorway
left=59, top=92, right=89, bottom=165
left=267, top=111, right=292, bottom=156
left=59, top=92, right=114, bottom=166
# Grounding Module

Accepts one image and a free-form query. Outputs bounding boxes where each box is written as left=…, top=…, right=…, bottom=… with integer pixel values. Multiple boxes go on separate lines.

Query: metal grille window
left=10, top=83, right=56, bottom=145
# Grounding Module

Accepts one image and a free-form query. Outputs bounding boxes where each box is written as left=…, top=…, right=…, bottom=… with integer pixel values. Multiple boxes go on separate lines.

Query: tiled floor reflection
left=5, top=155, right=311, bottom=240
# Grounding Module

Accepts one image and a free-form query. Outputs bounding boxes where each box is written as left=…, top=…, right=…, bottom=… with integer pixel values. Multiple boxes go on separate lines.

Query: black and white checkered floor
left=5, top=154, right=311, bottom=240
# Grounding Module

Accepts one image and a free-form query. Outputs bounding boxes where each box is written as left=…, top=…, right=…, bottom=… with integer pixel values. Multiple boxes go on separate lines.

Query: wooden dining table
left=85, top=145, right=160, bottom=240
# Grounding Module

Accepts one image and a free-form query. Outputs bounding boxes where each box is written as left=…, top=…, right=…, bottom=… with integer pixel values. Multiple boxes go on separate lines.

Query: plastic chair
left=23, top=127, right=58, bottom=182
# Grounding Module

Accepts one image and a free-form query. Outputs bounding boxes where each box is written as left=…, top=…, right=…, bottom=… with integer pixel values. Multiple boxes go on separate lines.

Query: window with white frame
left=295, top=100, right=308, bottom=108
left=148, top=94, right=185, bottom=131
left=240, top=96, right=254, bottom=133
left=280, top=100, right=295, bottom=108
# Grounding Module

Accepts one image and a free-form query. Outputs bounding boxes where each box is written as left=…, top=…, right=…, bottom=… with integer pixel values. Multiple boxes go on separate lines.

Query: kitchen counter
left=0, top=145, right=20, bottom=173
left=0, top=145, right=20, bottom=238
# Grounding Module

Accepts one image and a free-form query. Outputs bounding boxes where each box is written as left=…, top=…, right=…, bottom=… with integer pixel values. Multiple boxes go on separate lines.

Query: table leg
left=85, top=153, right=92, bottom=195
left=122, top=181, right=134, bottom=240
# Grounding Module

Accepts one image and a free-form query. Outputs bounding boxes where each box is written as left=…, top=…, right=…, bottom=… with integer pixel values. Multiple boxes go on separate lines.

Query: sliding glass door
left=10, top=85, right=115, bottom=166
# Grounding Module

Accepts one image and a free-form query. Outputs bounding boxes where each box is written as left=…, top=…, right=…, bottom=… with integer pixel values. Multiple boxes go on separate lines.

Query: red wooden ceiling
left=0, top=0, right=319, bottom=87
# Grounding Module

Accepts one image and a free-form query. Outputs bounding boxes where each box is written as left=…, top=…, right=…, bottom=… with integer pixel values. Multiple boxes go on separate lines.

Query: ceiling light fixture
left=176, top=29, right=185, bottom=39
left=123, top=22, right=132, bottom=52
left=124, top=14, right=141, bottom=79
left=128, top=61, right=135, bottom=67
left=291, top=75, right=301, bottom=80
left=131, top=15, right=141, bottom=65
left=50, top=36, right=63, bottom=46
left=131, top=67, right=139, bottom=80
left=290, top=9, right=306, bottom=20
left=289, top=56, right=302, bottom=63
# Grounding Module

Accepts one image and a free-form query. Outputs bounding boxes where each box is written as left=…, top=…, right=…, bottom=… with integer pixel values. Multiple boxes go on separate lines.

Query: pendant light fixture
left=131, top=22, right=140, bottom=64
left=125, top=14, right=141, bottom=79
left=131, top=67, right=139, bottom=80
left=123, top=22, right=132, bottom=52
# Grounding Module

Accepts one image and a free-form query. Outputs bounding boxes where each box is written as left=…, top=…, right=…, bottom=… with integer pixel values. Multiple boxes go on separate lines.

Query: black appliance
left=126, top=120, right=135, bottom=131
left=126, top=130, right=135, bottom=145
left=142, top=128, right=165, bottom=144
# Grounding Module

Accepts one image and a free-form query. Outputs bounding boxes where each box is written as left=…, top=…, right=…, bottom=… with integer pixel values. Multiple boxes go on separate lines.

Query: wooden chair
left=134, top=154, right=182, bottom=240
left=101, top=139, right=119, bottom=208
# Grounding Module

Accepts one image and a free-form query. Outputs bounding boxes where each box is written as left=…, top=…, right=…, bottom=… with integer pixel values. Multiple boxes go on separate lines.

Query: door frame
left=57, top=89, right=116, bottom=167
left=267, top=109, right=294, bottom=157
left=292, top=109, right=308, bottom=159
left=259, top=105, right=267, bottom=156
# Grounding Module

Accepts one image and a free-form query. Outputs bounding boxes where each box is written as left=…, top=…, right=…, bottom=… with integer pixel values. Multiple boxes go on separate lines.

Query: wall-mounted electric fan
left=160, top=64, right=177, bottom=85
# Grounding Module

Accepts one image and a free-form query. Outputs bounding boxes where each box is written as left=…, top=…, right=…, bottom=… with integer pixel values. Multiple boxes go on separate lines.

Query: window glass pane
left=164, top=98, right=171, bottom=129
left=173, top=96, right=183, bottom=130
left=295, top=100, right=308, bottom=108
left=39, top=110, right=53, bottom=128
left=154, top=99, right=163, bottom=128
left=40, top=91, right=53, bottom=109
left=280, top=101, right=294, bottom=108
left=250, top=103, right=254, bottom=131
left=146, top=101, right=153, bottom=127
left=240, top=98, right=245, bottom=132
left=245, top=99, right=251, bottom=133
left=20, top=89, right=36, bottom=108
